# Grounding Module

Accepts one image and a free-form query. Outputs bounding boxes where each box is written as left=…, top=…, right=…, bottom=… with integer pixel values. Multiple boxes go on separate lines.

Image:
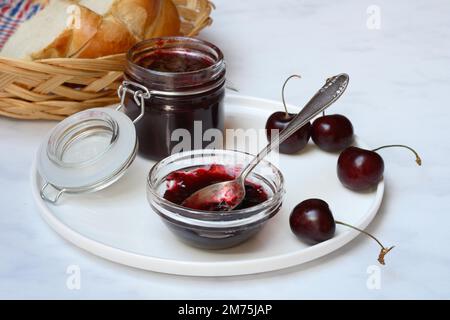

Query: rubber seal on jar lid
left=37, top=107, right=137, bottom=203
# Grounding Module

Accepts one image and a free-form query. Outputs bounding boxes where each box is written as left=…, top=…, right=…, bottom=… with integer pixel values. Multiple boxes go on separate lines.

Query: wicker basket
left=0, top=0, right=214, bottom=120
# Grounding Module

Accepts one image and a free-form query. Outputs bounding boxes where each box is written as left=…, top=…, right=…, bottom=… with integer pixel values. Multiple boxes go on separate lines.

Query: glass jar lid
left=37, top=107, right=138, bottom=203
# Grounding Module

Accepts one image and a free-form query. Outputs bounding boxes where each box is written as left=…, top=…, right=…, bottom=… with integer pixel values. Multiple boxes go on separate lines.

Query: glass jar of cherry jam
left=124, top=37, right=226, bottom=160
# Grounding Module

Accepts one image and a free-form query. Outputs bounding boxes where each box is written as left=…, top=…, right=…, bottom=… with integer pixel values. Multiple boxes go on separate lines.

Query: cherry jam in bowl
left=147, top=149, right=285, bottom=249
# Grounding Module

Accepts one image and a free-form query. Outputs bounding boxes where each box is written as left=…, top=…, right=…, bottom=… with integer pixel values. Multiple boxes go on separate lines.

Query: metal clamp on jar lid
left=37, top=81, right=151, bottom=203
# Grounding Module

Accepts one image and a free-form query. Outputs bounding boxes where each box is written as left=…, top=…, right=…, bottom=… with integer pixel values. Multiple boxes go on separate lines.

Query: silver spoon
left=182, top=73, right=350, bottom=211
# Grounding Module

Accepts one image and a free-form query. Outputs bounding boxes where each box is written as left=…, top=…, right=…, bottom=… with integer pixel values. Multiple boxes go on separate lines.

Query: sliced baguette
left=77, top=0, right=161, bottom=40
left=111, top=0, right=160, bottom=39
left=73, top=15, right=138, bottom=58
left=1, top=0, right=181, bottom=60
left=1, top=0, right=77, bottom=60
left=33, top=4, right=102, bottom=59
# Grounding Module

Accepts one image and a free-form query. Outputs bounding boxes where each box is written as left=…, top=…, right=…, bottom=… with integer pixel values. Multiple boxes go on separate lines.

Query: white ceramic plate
left=30, top=94, right=384, bottom=277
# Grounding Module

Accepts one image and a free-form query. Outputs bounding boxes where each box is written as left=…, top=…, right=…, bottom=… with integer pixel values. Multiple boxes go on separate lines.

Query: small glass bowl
left=146, top=149, right=285, bottom=249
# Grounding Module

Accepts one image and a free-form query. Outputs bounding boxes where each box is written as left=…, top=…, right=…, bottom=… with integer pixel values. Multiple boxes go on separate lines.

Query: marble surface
left=1, top=0, right=449, bottom=299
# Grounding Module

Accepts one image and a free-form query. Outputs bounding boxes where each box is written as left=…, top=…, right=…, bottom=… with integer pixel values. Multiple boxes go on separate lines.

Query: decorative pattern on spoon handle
left=278, top=73, right=349, bottom=145
left=239, top=73, right=350, bottom=181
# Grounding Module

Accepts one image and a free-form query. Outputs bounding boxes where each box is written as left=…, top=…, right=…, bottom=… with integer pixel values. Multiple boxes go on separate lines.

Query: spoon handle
left=239, top=73, right=350, bottom=180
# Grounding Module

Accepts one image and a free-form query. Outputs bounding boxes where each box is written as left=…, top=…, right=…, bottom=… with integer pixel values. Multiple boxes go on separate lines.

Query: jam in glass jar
left=124, top=37, right=226, bottom=161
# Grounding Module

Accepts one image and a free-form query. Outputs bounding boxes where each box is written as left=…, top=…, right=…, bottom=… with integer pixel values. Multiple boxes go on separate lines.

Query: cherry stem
left=281, top=74, right=301, bottom=118
left=371, top=144, right=422, bottom=166
left=335, top=220, right=394, bottom=265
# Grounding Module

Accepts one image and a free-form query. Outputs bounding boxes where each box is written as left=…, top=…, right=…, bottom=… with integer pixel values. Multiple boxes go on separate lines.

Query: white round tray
left=31, top=94, right=384, bottom=277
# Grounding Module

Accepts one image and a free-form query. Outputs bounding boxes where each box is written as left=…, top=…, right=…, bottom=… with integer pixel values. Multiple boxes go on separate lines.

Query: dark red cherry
left=265, top=75, right=311, bottom=154
left=266, top=112, right=311, bottom=154
left=337, top=146, right=384, bottom=191
left=290, top=198, right=394, bottom=265
left=337, top=145, right=421, bottom=191
left=289, top=199, right=335, bottom=244
left=311, top=114, right=354, bottom=152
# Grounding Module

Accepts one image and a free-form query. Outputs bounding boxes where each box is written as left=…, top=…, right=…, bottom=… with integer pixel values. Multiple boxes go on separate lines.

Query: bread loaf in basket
left=0, top=0, right=214, bottom=120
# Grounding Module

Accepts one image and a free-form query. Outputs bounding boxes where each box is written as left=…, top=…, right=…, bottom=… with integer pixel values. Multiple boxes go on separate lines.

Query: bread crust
left=144, top=0, right=180, bottom=38
left=68, top=4, right=103, bottom=56
left=111, top=0, right=161, bottom=40
left=32, top=4, right=102, bottom=59
left=74, top=15, right=138, bottom=58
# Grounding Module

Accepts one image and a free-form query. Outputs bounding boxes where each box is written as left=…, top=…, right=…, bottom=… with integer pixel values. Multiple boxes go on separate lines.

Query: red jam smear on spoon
left=163, top=164, right=268, bottom=211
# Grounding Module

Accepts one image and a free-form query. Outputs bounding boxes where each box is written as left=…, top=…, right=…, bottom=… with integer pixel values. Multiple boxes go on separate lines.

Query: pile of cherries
left=265, top=75, right=422, bottom=264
